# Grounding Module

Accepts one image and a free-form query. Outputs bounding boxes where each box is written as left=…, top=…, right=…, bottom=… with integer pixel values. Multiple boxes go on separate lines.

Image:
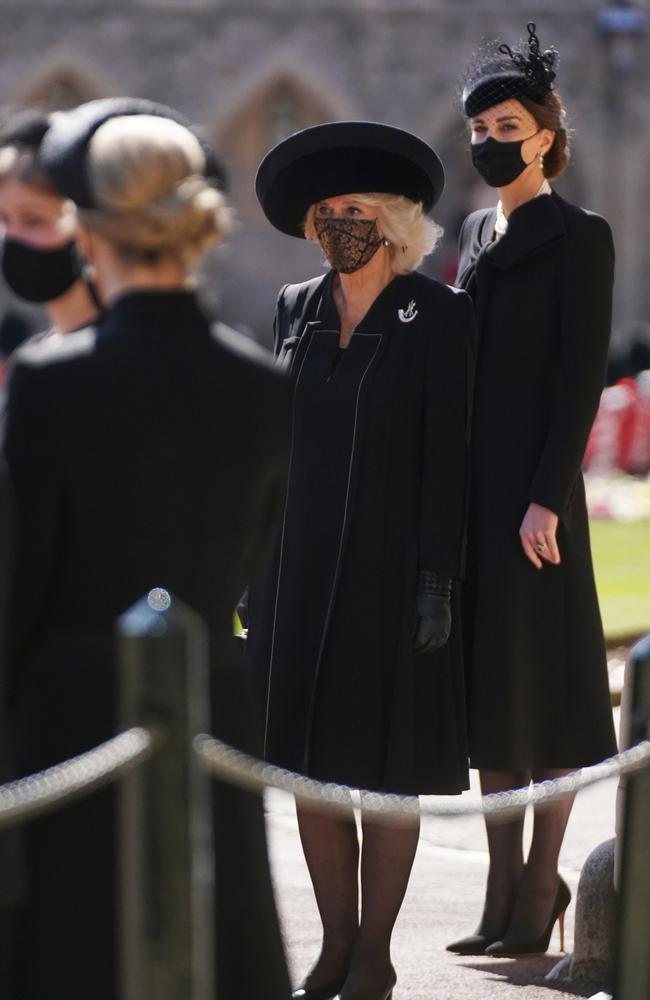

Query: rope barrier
left=1, top=726, right=649, bottom=827
left=194, top=734, right=650, bottom=820
left=0, top=727, right=154, bottom=829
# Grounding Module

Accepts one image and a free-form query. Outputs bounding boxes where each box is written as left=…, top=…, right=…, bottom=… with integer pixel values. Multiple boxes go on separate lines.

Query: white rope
left=194, top=735, right=650, bottom=820
left=0, top=727, right=154, bottom=828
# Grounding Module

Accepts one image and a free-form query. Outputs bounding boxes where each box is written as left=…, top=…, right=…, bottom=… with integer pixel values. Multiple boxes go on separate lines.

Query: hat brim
left=39, top=97, right=227, bottom=207
left=255, top=121, right=445, bottom=238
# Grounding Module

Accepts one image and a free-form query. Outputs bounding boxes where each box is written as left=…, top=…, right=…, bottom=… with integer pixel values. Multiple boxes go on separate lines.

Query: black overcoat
left=2, top=290, right=292, bottom=1000
left=0, top=456, right=24, bottom=985
left=457, top=190, right=618, bottom=769
left=248, top=269, right=474, bottom=795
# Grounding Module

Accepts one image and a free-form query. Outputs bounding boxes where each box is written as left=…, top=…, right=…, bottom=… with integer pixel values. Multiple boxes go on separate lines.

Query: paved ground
left=266, top=711, right=620, bottom=1000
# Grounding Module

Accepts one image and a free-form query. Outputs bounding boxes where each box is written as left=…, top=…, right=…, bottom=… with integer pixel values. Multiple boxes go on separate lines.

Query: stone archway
left=13, top=57, right=113, bottom=112
left=215, top=66, right=352, bottom=221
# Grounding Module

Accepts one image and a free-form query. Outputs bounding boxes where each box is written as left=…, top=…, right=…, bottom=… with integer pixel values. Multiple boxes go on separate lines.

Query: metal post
left=615, top=633, right=650, bottom=1000
left=117, top=589, right=215, bottom=1000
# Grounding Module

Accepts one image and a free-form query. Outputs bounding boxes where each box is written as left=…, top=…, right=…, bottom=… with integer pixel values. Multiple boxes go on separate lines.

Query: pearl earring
left=382, top=238, right=391, bottom=247
left=539, top=151, right=545, bottom=169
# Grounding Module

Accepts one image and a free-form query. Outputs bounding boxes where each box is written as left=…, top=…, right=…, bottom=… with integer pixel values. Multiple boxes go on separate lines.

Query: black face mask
left=471, top=132, right=540, bottom=188
left=1, top=238, right=84, bottom=303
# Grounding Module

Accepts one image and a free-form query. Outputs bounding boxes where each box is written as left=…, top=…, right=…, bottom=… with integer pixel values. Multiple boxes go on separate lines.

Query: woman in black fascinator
left=447, top=23, right=618, bottom=958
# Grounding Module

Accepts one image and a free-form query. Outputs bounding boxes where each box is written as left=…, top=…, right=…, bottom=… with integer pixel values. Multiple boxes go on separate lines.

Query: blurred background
left=0, top=0, right=648, bottom=644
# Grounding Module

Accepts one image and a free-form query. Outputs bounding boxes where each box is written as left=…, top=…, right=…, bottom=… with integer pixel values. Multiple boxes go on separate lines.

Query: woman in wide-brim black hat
left=250, top=121, right=474, bottom=1000
left=446, top=23, right=617, bottom=960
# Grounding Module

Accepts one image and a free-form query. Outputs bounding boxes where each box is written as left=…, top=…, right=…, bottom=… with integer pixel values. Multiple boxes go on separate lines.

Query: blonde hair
left=304, top=192, right=443, bottom=274
left=79, top=115, right=231, bottom=267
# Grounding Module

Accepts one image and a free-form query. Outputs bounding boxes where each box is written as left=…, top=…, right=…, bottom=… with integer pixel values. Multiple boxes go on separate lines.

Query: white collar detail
left=495, top=179, right=552, bottom=238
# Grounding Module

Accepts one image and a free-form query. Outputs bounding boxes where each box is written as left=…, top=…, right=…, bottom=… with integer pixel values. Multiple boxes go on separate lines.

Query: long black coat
left=2, top=290, right=292, bottom=1000
left=248, top=270, right=474, bottom=795
left=457, top=191, right=618, bottom=769
left=0, top=457, right=23, bottom=985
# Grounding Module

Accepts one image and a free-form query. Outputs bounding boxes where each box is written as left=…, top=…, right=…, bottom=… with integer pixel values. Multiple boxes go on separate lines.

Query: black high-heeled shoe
left=293, top=980, right=346, bottom=1000
left=485, top=876, right=572, bottom=957
left=292, top=976, right=347, bottom=1000
left=446, top=928, right=506, bottom=956
left=334, top=965, right=397, bottom=1000
left=447, top=896, right=516, bottom=956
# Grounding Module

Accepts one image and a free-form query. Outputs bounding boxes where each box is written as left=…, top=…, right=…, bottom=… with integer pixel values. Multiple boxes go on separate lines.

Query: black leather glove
left=413, top=570, right=452, bottom=655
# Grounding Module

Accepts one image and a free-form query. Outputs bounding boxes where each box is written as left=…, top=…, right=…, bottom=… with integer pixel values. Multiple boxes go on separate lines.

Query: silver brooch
left=398, top=300, right=418, bottom=323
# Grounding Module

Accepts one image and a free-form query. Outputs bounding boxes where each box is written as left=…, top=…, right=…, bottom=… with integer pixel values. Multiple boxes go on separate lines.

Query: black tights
left=477, top=769, right=575, bottom=941
left=296, top=798, right=419, bottom=996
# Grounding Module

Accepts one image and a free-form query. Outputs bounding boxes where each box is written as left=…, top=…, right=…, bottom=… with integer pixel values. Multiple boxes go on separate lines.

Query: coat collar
left=483, top=191, right=567, bottom=269
left=315, top=269, right=412, bottom=333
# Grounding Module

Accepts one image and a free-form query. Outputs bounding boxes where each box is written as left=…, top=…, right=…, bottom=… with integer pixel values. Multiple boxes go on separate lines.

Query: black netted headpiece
left=462, top=22, right=559, bottom=118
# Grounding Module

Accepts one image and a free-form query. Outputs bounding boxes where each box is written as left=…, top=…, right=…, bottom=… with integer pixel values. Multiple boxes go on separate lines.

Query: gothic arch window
left=18, top=64, right=106, bottom=112
left=218, top=74, right=340, bottom=219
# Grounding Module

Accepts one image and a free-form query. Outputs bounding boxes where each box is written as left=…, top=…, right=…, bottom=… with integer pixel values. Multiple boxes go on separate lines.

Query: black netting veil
left=462, top=22, right=559, bottom=118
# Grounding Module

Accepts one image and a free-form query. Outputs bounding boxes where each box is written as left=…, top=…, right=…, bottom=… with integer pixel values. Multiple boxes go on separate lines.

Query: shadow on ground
left=461, top=957, right=595, bottom=996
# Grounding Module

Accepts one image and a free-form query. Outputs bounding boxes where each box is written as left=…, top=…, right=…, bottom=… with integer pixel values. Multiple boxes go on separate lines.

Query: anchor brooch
left=398, top=300, right=418, bottom=323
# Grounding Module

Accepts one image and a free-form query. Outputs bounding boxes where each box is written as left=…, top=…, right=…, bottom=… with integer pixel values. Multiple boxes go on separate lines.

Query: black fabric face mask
left=471, top=132, right=540, bottom=188
left=314, top=217, right=383, bottom=274
left=1, top=238, right=84, bottom=303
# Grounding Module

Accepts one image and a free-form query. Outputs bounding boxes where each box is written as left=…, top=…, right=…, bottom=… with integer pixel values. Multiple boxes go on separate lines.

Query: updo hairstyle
left=79, top=115, right=231, bottom=266
left=518, top=91, right=570, bottom=179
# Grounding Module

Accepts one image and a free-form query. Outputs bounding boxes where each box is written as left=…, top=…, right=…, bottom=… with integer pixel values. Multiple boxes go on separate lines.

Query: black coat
left=457, top=191, right=618, bottom=769
left=2, top=290, right=292, bottom=1000
left=0, top=457, right=24, bottom=986
left=248, top=270, right=474, bottom=795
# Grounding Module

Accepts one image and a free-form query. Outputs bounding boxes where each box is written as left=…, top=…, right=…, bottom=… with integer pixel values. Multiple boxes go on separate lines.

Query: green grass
left=590, top=519, right=650, bottom=640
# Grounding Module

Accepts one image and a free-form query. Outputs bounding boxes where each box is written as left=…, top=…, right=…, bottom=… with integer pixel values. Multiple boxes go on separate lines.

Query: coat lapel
left=456, top=209, right=497, bottom=290
left=485, top=192, right=566, bottom=269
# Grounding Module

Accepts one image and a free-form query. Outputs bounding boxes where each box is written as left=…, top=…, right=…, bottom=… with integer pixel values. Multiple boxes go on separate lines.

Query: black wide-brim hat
left=255, top=121, right=445, bottom=238
left=39, top=97, right=227, bottom=208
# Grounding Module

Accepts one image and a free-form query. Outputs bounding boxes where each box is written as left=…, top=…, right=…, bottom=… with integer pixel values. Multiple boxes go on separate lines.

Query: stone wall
left=0, top=0, right=648, bottom=347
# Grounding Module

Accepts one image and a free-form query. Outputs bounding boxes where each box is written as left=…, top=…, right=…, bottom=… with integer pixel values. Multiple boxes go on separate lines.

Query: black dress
left=248, top=269, right=474, bottom=795
left=457, top=191, right=618, bottom=770
left=3, top=290, right=292, bottom=1000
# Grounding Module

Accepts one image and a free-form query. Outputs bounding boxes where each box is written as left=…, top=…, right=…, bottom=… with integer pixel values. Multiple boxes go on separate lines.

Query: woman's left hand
left=519, top=502, right=561, bottom=570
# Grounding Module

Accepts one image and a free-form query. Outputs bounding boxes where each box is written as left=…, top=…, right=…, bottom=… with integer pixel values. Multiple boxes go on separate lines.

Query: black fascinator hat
left=39, top=97, right=227, bottom=207
left=0, top=109, right=52, bottom=152
left=256, top=120, right=445, bottom=238
left=462, top=22, right=559, bottom=118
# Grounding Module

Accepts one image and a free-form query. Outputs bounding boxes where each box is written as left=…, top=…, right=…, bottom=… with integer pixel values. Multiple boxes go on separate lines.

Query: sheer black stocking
left=339, top=812, right=419, bottom=999
left=295, top=801, right=359, bottom=991
left=477, top=769, right=529, bottom=938
left=504, top=767, right=575, bottom=942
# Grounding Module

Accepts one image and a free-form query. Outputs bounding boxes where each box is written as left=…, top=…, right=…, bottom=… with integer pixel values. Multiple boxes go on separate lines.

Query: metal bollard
left=117, top=590, right=216, bottom=1000
left=615, top=633, right=650, bottom=1000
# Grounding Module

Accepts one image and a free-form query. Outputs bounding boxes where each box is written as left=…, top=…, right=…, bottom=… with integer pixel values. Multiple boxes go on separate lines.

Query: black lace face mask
left=314, top=217, right=383, bottom=274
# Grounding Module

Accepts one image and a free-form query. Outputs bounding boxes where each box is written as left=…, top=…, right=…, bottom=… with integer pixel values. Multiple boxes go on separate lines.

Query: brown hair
left=518, top=90, right=570, bottom=179
left=0, top=145, right=58, bottom=195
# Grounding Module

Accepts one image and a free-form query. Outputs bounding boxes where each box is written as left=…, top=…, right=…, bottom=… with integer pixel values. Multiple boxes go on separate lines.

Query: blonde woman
left=3, top=103, right=291, bottom=1000
left=251, top=122, right=474, bottom=1000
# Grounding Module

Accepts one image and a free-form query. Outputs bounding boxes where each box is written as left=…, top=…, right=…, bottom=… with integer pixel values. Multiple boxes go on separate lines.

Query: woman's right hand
left=519, top=502, right=561, bottom=570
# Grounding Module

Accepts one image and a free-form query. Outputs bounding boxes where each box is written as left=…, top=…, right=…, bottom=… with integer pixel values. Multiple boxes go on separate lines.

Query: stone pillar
left=545, top=838, right=616, bottom=994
